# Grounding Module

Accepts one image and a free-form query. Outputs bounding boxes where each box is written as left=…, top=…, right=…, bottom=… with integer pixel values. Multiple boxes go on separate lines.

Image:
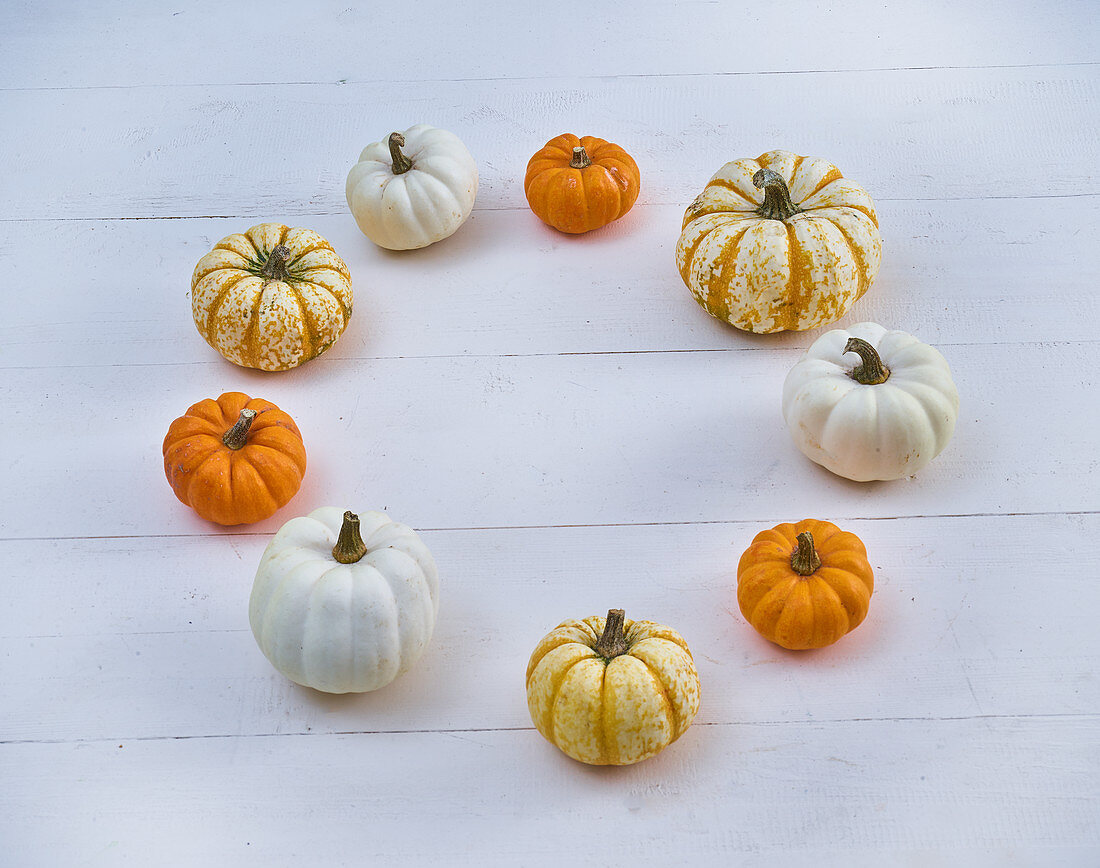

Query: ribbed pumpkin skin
left=191, top=223, right=352, bottom=371
left=249, top=507, right=440, bottom=694
left=162, top=392, right=307, bottom=526
left=524, top=134, right=640, bottom=234
left=525, top=614, right=700, bottom=765
left=737, top=520, right=874, bottom=650
left=676, top=150, right=881, bottom=333
left=782, top=322, right=960, bottom=481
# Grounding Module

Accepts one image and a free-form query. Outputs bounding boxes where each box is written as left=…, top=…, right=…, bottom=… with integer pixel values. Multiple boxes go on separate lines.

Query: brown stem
left=570, top=146, right=591, bottom=169
left=388, top=132, right=414, bottom=175
left=753, top=168, right=801, bottom=221
left=790, top=532, right=822, bottom=576
left=594, top=609, right=629, bottom=659
left=259, top=245, right=292, bottom=282
left=332, top=511, right=368, bottom=564
left=844, top=337, right=891, bottom=385
left=221, top=408, right=257, bottom=450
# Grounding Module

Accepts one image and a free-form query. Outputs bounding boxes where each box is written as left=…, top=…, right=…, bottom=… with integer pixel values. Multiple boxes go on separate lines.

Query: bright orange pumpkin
left=162, top=392, right=307, bottom=526
left=524, top=134, right=640, bottom=234
left=737, top=520, right=874, bottom=650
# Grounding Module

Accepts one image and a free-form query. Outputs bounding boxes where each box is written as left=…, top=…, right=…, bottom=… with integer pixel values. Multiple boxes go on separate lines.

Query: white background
left=2, top=1, right=1098, bottom=864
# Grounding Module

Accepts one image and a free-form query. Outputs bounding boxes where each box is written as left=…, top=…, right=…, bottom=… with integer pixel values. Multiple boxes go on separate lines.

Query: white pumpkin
left=676, top=149, right=882, bottom=333
left=782, top=322, right=959, bottom=481
left=249, top=507, right=439, bottom=693
left=345, top=124, right=478, bottom=250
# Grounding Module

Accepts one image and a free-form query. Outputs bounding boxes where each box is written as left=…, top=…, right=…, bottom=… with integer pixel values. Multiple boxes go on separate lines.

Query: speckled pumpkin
left=737, top=520, right=874, bottom=650
left=525, top=609, right=700, bottom=765
left=162, top=391, right=306, bottom=525
left=676, top=150, right=881, bottom=333
left=191, top=223, right=353, bottom=371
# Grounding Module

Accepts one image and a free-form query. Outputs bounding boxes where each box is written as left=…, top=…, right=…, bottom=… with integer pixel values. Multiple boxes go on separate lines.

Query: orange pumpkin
left=736, top=520, right=874, bottom=650
left=524, top=134, right=640, bottom=234
left=162, top=392, right=307, bottom=525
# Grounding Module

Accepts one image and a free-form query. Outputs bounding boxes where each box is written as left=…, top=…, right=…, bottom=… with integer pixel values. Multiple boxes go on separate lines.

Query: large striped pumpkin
left=676, top=150, right=881, bottom=333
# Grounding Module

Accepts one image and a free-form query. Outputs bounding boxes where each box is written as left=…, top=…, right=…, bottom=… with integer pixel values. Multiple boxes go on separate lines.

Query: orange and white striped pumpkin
left=191, top=223, right=353, bottom=371
left=676, top=150, right=881, bottom=333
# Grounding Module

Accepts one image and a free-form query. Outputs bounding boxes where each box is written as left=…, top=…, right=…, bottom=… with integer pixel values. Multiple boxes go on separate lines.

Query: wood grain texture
left=2, top=1, right=1098, bottom=863
left=3, top=65, right=1098, bottom=221
left=3, top=719, right=1097, bottom=866
left=2, top=0, right=1095, bottom=89
left=2, top=196, right=1097, bottom=369
left=2, top=342, right=1097, bottom=541
left=2, top=514, right=1097, bottom=744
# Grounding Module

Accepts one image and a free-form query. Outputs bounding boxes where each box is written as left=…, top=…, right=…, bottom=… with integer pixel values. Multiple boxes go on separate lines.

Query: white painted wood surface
left=2, top=2, right=1098, bottom=865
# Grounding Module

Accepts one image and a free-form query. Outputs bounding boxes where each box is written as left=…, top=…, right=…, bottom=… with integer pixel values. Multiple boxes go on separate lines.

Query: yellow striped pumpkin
left=676, top=150, right=881, bottom=333
left=191, top=223, right=353, bottom=371
left=525, top=609, right=700, bottom=765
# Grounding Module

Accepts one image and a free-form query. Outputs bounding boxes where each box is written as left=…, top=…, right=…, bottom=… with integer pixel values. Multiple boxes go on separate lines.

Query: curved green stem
left=844, top=337, right=891, bottom=385
left=594, top=609, right=629, bottom=660
left=259, top=245, right=292, bottom=282
left=388, top=132, right=414, bottom=175
left=790, top=532, right=822, bottom=576
left=332, top=511, right=368, bottom=564
left=221, top=408, right=257, bottom=450
left=753, top=168, right=801, bottom=221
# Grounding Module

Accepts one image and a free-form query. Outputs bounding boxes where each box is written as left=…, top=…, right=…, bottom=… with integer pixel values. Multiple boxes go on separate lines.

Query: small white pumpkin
left=345, top=124, right=478, bottom=250
left=249, top=507, right=439, bottom=693
left=782, top=322, right=959, bottom=481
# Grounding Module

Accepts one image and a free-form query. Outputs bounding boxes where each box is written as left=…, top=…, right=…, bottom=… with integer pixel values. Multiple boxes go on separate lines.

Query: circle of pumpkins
left=164, top=129, right=960, bottom=766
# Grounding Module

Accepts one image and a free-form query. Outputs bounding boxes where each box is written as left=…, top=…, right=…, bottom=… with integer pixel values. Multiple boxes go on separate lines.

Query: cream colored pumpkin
left=676, top=149, right=882, bottom=333
left=249, top=508, right=439, bottom=694
left=782, top=322, right=960, bottom=481
left=191, top=223, right=352, bottom=371
left=525, top=609, right=700, bottom=765
left=346, top=124, right=478, bottom=250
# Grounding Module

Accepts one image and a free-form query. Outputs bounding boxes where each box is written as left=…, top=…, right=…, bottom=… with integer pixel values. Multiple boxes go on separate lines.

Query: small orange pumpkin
left=737, top=520, right=874, bottom=650
left=162, top=392, right=306, bottom=526
left=524, top=134, right=640, bottom=234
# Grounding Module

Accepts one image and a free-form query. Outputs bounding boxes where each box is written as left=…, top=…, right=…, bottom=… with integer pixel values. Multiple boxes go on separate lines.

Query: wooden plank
left=2, top=0, right=1095, bottom=90
left=1, top=342, right=1097, bottom=541
left=3, top=65, right=1098, bottom=221
left=2, top=514, right=1096, bottom=743
left=2, top=196, right=1097, bottom=369
left=3, top=718, right=1097, bottom=865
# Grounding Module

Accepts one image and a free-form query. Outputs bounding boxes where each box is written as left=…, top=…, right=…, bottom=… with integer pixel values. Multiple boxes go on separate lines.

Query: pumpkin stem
left=570, top=146, right=591, bottom=170
left=259, top=245, right=292, bottom=282
left=388, top=132, right=414, bottom=175
left=790, top=532, right=822, bottom=576
left=594, top=609, right=629, bottom=660
left=221, top=408, right=257, bottom=450
left=753, top=168, right=801, bottom=221
left=844, top=337, right=891, bottom=385
left=332, top=511, right=368, bottom=564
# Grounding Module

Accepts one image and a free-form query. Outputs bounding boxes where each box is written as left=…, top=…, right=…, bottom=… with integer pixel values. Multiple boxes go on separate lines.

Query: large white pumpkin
left=249, top=507, right=439, bottom=693
left=345, top=124, right=478, bottom=250
left=782, top=322, right=960, bottom=481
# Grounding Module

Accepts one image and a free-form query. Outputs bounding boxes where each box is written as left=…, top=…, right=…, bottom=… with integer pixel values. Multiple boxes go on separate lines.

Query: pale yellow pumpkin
left=676, top=149, right=882, bottom=333
left=525, top=609, right=700, bottom=765
left=191, top=223, right=353, bottom=371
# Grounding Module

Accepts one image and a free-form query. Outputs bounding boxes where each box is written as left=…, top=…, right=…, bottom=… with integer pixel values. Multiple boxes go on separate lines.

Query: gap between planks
left=3, top=712, right=1095, bottom=748
left=1, top=192, right=1097, bottom=224
left=2, top=60, right=1098, bottom=95
left=2, top=509, right=1097, bottom=545
left=3, top=338, right=1098, bottom=373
